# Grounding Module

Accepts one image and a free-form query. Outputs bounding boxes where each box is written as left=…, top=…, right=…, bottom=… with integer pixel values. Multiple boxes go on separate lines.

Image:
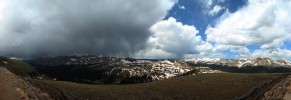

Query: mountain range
left=23, top=55, right=291, bottom=84
left=27, top=55, right=193, bottom=84
left=185, top=58, right=291, bottom=68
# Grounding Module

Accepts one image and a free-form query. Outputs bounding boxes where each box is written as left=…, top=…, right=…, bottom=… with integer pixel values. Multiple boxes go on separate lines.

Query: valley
left=1, top=55, right=291, bottom=100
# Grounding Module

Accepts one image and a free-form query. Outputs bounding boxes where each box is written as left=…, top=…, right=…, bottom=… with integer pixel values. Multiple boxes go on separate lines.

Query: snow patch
left=2, top=61, right=8, bottom=64
left=150, top=60, right=192, bottom=80
left=267, top=59, right=271, bottom=64
left=121, top=59, right=131, bottom=64
left=237, top=60, right=251, bottom=68
left=70, top=58, right=77, bottom=61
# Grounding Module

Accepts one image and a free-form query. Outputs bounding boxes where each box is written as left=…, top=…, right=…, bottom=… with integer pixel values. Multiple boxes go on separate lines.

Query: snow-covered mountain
left=28, top=55, right=193, bottom=84
left=184, top=58, right=291, bottom=73
left=27, top=55, right=291, bottom=84
left=150, top=60, right=191, bottom=80
left=184, top=58, right=291, bottom=68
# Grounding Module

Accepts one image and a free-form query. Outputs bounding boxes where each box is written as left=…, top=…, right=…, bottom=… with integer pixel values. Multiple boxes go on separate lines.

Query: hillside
left=0, top=56, right=38, bottom=76
left=33, top=73, right=280, bottom=100
left=0, top=62, right=51, bottom=99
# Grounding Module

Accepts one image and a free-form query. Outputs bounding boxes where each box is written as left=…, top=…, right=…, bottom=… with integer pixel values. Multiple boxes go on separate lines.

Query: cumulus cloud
left=197, top=0, right=226, bottom=16
left=218, top=0, right=226, bottom=3
left=135, top=17, right=203, bottom=58
left=190, top=42, right=227, bottom=58
left=209, top=5, right=224, bottom=16
left=207, top=0, right=213, bottom=7
left=205, top=0, right=291, bottom=60
left=0, top=0, right=177, bottom=58
left=197, top=0, right=213, bottom=13
left=205, top=0, right=291, bottom=59
left=251, top=49, right=291, bottom=60
left=191, top=43, right=250, bottom=59
left=179, top=5, right=186, bottom=10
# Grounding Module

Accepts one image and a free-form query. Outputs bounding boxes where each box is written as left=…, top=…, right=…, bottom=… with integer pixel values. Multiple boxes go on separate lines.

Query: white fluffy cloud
left=251, top=49, right=291, bottom=60
left=197, top=0, right=226, bottom=16
left=209, top=5, right=224, bottom=16
left=204, top=0, right=291, bottom=60
left=191, top=42, right=227, bottom=58
left=218, top=0, right=226, bottom=3
left=207, top=0, right=213, bottom=7
left=135, top=17, right=203, bottom=58
left=196, top=0, right=213, bottom=13
left=179, top=5, right=185, bottom=10
left=193, top=43, right=250, bottom=59
left=136, top=0, right=291, bottom=60
left=206, top=0, right=291, bottom=49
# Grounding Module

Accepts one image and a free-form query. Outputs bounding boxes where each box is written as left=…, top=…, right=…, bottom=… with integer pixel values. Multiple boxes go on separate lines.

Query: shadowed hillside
left=0, top=56, right=38, bottom=76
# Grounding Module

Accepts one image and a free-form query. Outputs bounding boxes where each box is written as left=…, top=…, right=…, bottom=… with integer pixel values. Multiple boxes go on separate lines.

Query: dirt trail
left=284, top=76, right=291, bottom=100
left=0, top=66, right=52, bottom=100
left=0, top=66, right=22, bottom=100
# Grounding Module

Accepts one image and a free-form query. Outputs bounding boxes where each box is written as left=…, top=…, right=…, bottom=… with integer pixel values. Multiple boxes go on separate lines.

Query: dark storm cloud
left=0, top=0, right=176, bottom=58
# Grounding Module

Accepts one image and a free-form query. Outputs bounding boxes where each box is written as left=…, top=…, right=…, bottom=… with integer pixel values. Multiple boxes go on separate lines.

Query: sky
left=0, top=0, right=291, bottom=60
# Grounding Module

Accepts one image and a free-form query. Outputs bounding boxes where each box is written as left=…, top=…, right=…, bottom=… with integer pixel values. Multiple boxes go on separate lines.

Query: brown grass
left=36, top=73, right=280, bottom=100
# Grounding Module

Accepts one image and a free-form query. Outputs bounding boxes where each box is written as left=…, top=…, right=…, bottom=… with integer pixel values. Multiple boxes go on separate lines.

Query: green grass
left=38, top=73, right=280, bottom=100
left=0, top=56, right=38, bottom=76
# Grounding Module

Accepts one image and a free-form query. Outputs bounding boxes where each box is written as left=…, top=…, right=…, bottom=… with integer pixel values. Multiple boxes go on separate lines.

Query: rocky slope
left=236, top=73, right=291, bottom=100
left=0, top=66, right=52, bottom=100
